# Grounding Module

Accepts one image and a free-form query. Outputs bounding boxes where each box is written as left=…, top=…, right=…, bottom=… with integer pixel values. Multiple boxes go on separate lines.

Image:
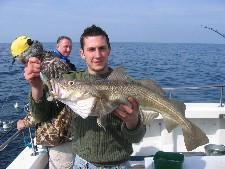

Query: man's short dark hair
left=80, top=25, right=111, bottom=50
left=57, top=36, right=72, bottom=44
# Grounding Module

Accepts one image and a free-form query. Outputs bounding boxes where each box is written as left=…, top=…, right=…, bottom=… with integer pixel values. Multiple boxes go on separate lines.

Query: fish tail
left=182, top=122, right=209, bottom=151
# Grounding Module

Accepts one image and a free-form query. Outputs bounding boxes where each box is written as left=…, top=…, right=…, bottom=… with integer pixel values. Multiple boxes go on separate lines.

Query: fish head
left=47, top=78, right=97, bottom=118
left=11, top=36, right=43, bottom=64
left=48, top=78, right=91, bottom=102
left=18, top=40, right=44, bottom=63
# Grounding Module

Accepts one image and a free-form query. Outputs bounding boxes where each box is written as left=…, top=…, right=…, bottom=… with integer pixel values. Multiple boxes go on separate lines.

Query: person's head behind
left=56, top=36, right=72, bottom=57
left=80, top=25, right=111, bottom=75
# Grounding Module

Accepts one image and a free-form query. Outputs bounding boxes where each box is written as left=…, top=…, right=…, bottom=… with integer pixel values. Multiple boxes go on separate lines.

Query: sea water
left=0, top=42, right=225, bottom=168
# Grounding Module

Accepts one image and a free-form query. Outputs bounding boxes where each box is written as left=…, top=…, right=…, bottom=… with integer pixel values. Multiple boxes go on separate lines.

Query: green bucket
left=153, top=151, right=184, bottom=169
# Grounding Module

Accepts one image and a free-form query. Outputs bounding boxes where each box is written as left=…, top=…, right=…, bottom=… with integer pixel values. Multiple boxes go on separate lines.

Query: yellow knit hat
left=11, top=35, right=32, bottom=58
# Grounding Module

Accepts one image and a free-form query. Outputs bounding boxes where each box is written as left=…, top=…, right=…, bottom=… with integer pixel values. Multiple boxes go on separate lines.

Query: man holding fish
left=12, top=35, right=76, bottom=169
left=24, top=25, right=146, bottom=168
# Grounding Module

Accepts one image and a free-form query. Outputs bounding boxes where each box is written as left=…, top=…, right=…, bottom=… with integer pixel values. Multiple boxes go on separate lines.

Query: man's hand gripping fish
left=42, top=67, right=209, bottom=151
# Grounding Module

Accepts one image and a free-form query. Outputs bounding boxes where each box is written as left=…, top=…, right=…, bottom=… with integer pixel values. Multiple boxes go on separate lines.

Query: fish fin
left=95, top=97, right=110, bottom=130
left=40, top=72, right=56, bottom=101
left=93, top=95, right=120, bottom=130
left=163, top=116, right=179, bottom=132
left=46, top=94, right=53, bottom=101
left=97, top=116, right=107, bottom=131
left=138, top=79, right=165, bottom=96
left=161, top=99, right=186, bottom=132
left=183, top=121, right=209, bottom=151
left=107, top=66, right=132, bottom=82
left=93, top=97, right=120, bottom=115
left=91, top=89, right=121, bottom=115
left=162, top=99, right=186, bottom=132
left=169, top=99, right=186, bottom=116
left=61, top=97, right=96, bottom=119
left=40, top=72, right=52, bottom=91
left=140, top=109, right=159, bottom=125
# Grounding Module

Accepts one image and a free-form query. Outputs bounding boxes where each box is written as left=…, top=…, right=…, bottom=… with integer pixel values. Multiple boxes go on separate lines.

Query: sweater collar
left=84, top=67, right=113, bottom=81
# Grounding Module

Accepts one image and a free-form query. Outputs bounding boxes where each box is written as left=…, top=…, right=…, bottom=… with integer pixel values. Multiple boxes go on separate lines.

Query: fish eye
left=68, top=81, right=74, bottom=85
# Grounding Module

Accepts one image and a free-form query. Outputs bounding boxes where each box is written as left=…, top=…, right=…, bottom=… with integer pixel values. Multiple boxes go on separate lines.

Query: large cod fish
left=43, top=67, right=209, bottom=151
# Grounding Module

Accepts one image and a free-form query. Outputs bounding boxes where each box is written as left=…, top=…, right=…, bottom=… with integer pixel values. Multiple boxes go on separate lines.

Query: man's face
left=56, top=39, right=72, bottom=57
left=80, top=35, right=111, bottom=74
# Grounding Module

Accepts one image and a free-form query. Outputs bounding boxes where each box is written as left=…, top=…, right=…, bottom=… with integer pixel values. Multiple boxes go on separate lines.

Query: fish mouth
left=48, top=79, right=78, bottom=101
left=49, top=79, right=64, bottom=98
left=17, top=57, right=27, bottom=64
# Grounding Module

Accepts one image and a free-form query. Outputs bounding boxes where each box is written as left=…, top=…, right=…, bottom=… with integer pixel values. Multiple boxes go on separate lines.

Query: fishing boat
left=2, top=85, right=225, bottom=169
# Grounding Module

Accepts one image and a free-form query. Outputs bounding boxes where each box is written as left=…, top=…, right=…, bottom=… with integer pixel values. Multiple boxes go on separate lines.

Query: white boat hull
left=6, top=146, right=48, bottom=169
left=7, top=103, right=225, bottom=169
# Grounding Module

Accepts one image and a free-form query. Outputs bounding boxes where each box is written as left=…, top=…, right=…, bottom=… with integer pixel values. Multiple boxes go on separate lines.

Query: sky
left=0, top=0, right=225, bottom=44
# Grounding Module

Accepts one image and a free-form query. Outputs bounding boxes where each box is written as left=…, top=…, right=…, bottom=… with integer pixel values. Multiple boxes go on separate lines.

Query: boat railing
left=0, top=126, right=38, bottom=155
left=163, top=84, right=224, bottom=107
left=0, top=130, right=21, bottom=151
left=0, top=103, right=38, bottom=155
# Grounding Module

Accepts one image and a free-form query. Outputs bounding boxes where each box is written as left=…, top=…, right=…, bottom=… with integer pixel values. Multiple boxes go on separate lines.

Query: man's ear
left=108, top=47, right=111, bottom=56
left=56, top=44, right=59, bottom=50
left=80, top=49, right=85, bottom=59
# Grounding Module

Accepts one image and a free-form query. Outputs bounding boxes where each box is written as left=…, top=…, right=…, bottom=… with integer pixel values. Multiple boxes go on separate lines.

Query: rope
left=22, top=130, right=32, bottom=148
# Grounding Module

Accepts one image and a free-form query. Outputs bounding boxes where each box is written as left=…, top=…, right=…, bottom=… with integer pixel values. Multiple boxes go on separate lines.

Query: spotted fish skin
left=15, top=40, right=72, bottom=79
left=41, top=51, right=72, bottom=79
left=44, top=67, right=209, bottom=151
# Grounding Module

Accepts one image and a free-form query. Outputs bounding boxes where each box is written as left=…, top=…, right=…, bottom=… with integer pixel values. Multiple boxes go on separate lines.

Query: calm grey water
left=0, top=42, right=225, bottom=168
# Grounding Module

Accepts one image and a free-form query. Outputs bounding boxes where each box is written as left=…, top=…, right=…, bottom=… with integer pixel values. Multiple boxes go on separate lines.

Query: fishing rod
left=201, top=25, right=225, bottom=39
left=0, top=103, right=29, bottom=142
left=0, top=121, right=17, bottom=141
left=0, top=130, right=22, bottom=151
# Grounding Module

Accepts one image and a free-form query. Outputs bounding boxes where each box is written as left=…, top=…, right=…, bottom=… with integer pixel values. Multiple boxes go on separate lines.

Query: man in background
left=16, top=35, right=76, bottom=169
left=53, top=36, right=76, bottom=71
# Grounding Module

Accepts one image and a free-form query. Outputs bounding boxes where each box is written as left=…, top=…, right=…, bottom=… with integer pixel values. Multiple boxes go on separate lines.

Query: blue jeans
left=73, top=155, right=131, bottom=169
